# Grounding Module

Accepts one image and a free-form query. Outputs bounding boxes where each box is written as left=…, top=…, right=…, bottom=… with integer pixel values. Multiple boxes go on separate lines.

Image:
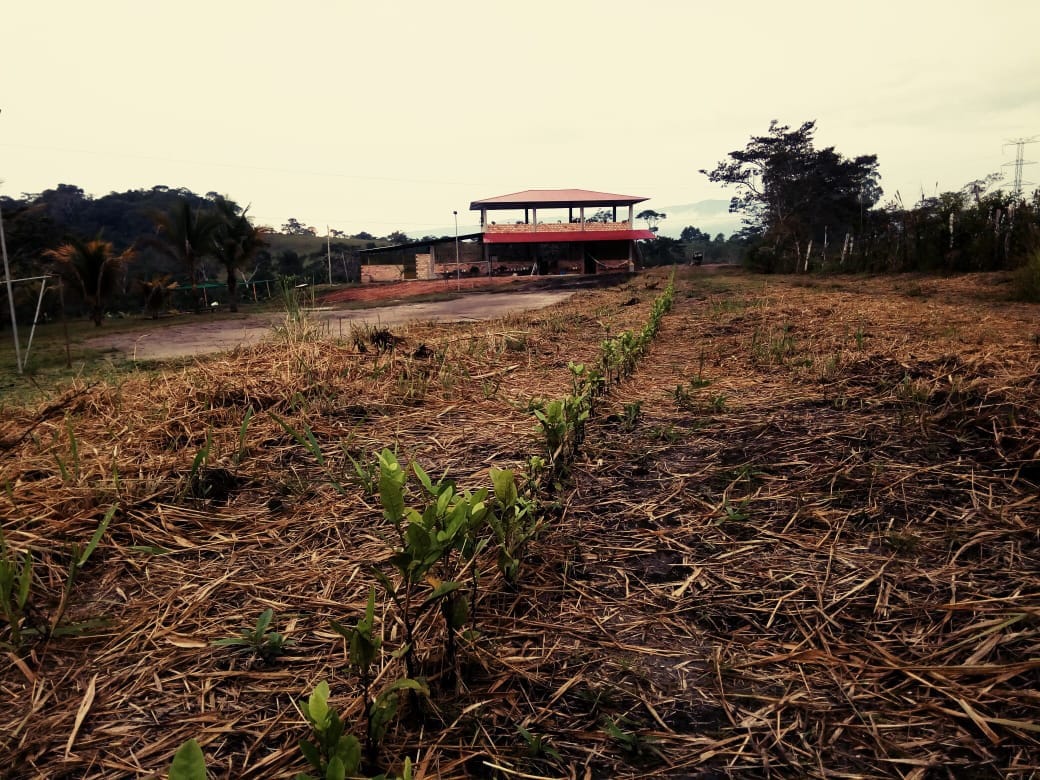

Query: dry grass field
left=1, top=267, right=1037, bottom=779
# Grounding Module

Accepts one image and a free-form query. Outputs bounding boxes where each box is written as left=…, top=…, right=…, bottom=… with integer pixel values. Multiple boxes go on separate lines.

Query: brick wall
left=360, top=264, right=404, bottom=283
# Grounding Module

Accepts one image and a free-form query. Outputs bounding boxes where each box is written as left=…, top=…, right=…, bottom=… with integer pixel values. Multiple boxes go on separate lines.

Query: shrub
left=1011, top=249, right=1040, bottom=302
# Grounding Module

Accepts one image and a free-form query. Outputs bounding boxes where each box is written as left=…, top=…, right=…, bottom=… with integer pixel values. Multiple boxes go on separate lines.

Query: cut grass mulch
left=1, top=268, right=1037, bottom=778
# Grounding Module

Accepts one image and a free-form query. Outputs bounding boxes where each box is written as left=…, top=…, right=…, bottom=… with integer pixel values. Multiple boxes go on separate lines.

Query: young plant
left=297, top=681, right=362, bottom=780
left=169, top=738, right=207, bottom=780
left=234, top=405, right=254, bottom=466
left=49, top=505, right=115, bottom=637
left=518, top=725, right=561, bottom=761
left=331, top=588, right=381, bottom=708
left=620, top=401, right=641, bottom=432
left=602, top=717, right=660, bottom=762
left=212, top=607, right=293, bottom=663
left=488, top=467, right=540, bottom=587
left=0, top=530, right=32, bottom=649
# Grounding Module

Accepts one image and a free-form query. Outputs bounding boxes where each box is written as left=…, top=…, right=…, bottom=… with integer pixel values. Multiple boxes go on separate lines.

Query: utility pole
left=1, top=205, right=22, bottom=374
left=453, top=210, right=460, bottom=291
left=1003, top=136, right=1039, bottom=199
left=326, top=225, right=332, bottom=285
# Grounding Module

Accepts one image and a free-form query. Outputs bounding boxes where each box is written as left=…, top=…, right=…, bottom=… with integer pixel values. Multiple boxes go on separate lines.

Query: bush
left=1011, top=249, right=1040, bottom=302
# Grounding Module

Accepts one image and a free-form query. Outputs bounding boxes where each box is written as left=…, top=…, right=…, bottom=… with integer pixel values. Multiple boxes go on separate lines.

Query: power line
left=1002, top=136, right=1038, bottom=199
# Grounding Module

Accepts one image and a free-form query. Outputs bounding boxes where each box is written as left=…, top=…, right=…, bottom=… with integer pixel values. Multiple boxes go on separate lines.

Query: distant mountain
left=648, top=199, right=742, bottom=239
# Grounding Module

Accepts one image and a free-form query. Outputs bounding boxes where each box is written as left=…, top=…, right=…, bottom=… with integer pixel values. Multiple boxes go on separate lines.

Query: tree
left=149, top=198, right=221, bottom=312
left=636, top=209, right=666, bottom=232
left=138, top=275, right=179, bottom=319
left=386, top=230, right=409, bottom=244
left=45, top=236, right=135, bottom=326
left=588, top=209, right=613, bottom=223
left=281, top=218, right=316, bottom=236
left=701, top=120, right=880, bottom=271
left=639, top=236, right=683, bottom=266
left=680, top=225, right=711, bottom=242
left=212, top=198, right=270, bottom=312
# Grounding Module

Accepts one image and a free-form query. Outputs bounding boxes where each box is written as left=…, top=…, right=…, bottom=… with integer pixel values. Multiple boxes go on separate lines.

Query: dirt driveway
left=86, top=290, right=574, bottom=361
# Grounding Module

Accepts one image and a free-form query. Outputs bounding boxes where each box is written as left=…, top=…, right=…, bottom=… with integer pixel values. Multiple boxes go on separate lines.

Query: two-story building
left=360, top=188, right=656, bottom=280
left=471, top=188, right=656, bottom=275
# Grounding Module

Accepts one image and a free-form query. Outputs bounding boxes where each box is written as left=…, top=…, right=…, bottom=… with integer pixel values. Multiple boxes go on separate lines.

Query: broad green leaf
left=446, top=594, right=469, bottom=628
left=306, top=681, right=330, bottom=729
left=378, top=449, right=406, bottom=523
left=422, top=580, right=461, bottom=607
left=299, top=739, right=322, bottom=771
left=168, top=738, right=206, bottom=780
left=490, top=468, right=517, bottom=507
left=325, top=756, right=346, bottom=780
left=334, top=734, right=362, bottom=774
left=412, top=461, right=433, bottom=495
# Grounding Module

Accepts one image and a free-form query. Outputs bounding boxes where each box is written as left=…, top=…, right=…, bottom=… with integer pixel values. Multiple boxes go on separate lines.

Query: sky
left=2, top=1, right=1038, bottom=238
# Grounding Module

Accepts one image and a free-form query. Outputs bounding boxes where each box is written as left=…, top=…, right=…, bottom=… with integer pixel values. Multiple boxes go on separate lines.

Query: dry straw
left=1, top=269, right=1037, bottom=778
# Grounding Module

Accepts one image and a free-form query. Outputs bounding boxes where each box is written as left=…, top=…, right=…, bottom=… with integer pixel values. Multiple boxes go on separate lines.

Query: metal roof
left=358, top=233, right=482, bottom=254
left=470, top=189, right=649, bottom=210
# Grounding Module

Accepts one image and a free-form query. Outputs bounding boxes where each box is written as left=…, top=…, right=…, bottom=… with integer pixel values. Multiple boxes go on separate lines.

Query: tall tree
left=636, top=209, right=667, bottom=232
left=680, top=225, right=711, bottom=242
left=148, top=198, right=220, bottom=312
left=212, top=198, right=270, bottom=312
left=701, top=120, right=880, bottom=270
left=45, top=236, right=135, bottom=326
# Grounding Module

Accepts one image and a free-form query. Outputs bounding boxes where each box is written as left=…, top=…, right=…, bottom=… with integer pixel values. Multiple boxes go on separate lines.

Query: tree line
left=0, top=186, right=393, bottom=328
left=701, top=120, right=1040, bottom=283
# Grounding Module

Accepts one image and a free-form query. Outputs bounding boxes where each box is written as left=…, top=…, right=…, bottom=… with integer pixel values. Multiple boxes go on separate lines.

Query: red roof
left=483, top=228, right=655, bottom=244
left=470, top=189, right=649, bottom=210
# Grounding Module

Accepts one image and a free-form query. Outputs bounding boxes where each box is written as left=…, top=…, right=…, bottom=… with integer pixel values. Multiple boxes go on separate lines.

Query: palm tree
left=211, top=198, right=270, bottom=313
left=45, top=236, right=135, bottom=326
left=148, top=198, right=220, bottom=313
left=138, top=275, right=179, bottom=319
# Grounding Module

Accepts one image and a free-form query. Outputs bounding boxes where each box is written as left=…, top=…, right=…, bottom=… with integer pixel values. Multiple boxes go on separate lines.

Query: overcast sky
left=3, top=1, right=1038, bottom=237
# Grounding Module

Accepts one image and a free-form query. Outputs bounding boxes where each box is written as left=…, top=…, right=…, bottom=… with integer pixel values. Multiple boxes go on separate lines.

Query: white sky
left=2, top=1, right=1038, bottom=237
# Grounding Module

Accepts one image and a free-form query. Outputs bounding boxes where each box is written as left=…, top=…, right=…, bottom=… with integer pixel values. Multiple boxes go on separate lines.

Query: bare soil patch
left=2, top=269, right=1037, bottom=778
left=83, top=289, right=574, bottom=361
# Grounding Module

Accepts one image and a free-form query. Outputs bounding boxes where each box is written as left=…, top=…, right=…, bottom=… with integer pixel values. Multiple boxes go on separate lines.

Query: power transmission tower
left=1003, top=136, right=1039, bottom=199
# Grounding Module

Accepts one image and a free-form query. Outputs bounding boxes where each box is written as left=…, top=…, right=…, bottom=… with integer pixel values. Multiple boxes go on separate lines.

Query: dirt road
left=85, top=290, right=574, bottom=361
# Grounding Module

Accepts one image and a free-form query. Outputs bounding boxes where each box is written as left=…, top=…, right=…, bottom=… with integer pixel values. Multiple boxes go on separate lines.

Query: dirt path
left=85, top=290, right=574, bottom=361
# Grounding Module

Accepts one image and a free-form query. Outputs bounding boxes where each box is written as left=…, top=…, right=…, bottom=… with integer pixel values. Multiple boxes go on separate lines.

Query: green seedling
left=518, top=725, right=561, bottom=761
left=234, top=406, right=254, bottom=466
left=488, top=467, right=540, bottom=587
left=49, top=505, right=115, bottom=638
left=186, top=430, right=213, bottom=498
left=716, top=498, right=750, bottom=525
left=297, top=680, right=362, bottom=780
left=53, top=416, right=81, bottom=483
left=346, top=449, right=378, bottom=495
left=671, top=384, right=693, bottom=409
left=367, top=679, right=429, bottom=756
left=690, top=352, right=711, bottom=388
left=169, top=738, right=207, bottom=780
left=331, top=587, right=381, bottom=710
left=212, top=607, right=293, bottom=663
left=0, top=530, right=33, bottom=649
left=602, top=717, right=659, bottom=762
left=620, top=401, right=641, bottom=432
left=270, top=413, right=326, bottom=467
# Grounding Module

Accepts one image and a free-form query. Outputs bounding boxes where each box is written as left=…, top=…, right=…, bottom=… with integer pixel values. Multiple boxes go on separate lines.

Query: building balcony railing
left=484, top=221, right=634, bottom=234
